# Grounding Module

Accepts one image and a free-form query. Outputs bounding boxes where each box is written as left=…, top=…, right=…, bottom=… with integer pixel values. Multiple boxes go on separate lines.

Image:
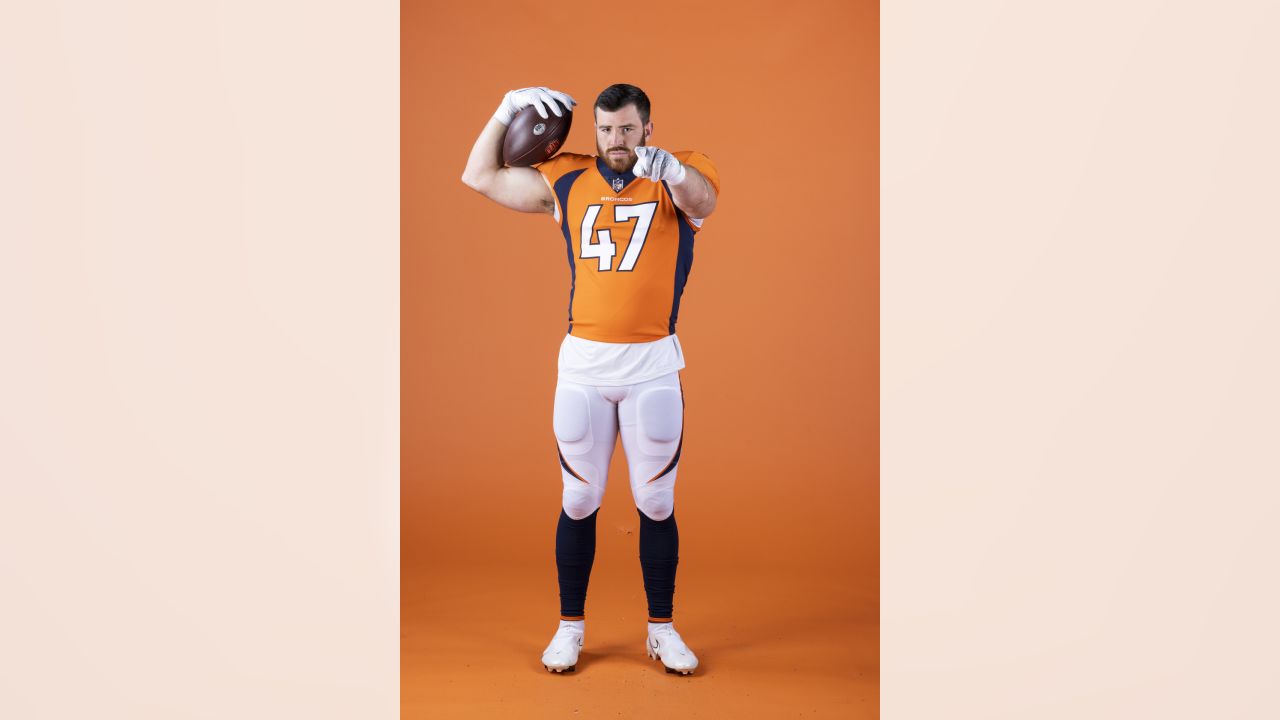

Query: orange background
left=403, top=1, right=878, bottom=717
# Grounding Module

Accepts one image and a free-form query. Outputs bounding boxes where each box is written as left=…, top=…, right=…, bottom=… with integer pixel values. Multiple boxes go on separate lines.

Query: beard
left=598, top=137, right=646, bottom=173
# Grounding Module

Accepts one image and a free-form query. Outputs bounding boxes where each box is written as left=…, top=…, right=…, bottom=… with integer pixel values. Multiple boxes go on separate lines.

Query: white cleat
left=541, top=621, right=585, bottom=673
left=646, top=623, right=698, bottom=675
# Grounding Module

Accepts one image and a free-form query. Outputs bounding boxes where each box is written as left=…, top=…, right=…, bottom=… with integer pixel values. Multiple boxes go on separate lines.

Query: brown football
left=502, top=102, right=573, bottom=167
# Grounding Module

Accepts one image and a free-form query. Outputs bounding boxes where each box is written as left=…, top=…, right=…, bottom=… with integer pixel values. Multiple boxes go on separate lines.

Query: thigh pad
left=636, top=387, right=683, bottom=448
left=553, top=386, right=592, bottom=446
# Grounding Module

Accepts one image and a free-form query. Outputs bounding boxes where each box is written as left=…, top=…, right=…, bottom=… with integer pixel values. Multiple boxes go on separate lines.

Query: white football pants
left=553, top=371, right=683, bottom=522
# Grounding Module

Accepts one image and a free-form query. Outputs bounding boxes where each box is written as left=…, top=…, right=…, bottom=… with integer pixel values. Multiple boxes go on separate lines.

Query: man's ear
left=644, top=121, right=654, bottom=142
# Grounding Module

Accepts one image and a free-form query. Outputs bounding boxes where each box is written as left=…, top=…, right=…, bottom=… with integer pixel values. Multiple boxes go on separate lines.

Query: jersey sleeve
left=675, top=151, right=720, bottom=232
left=535, top=152, right=592, bottom=224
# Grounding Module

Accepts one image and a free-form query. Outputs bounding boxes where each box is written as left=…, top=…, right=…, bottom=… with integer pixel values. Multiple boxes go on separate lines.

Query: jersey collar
left=595, top=156, right=637, bottom=194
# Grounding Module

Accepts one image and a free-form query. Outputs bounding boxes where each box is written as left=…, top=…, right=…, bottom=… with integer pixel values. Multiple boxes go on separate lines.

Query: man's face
left=594, top=104, right=652, bottom=173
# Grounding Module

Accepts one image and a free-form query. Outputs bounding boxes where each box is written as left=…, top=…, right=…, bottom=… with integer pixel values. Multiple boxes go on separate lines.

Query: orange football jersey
left=536, top=151, right=720, bottom=343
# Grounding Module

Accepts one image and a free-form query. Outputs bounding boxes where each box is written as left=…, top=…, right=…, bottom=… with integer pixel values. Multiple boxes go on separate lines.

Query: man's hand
left=494, top=87, right=577, bottom=126
left=635, top=147, right=717, bottom=218
left=632, top=146, right=687, bottom=185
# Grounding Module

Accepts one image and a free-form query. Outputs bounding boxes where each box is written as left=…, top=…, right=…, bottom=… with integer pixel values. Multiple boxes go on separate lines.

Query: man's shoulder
left=535, top=152, right=596, bottom=179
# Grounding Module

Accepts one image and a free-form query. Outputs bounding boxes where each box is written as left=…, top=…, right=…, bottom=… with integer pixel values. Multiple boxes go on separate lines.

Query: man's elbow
left=688, top=198, right=717, bottom=219
left=461, top=166, right=494, bottom=193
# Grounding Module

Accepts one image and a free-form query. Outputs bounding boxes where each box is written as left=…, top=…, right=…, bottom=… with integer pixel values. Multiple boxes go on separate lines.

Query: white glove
left=494, top=86, right=576, bottom=126
left=632, top=146, right=687, bottom=185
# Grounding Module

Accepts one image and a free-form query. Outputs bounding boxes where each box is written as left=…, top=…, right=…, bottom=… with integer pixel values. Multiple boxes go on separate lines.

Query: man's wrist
left=666, top=162, right=689, bottom=186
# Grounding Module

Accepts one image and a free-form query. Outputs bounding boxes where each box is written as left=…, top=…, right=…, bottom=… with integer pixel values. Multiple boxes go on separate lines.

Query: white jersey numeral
left=615, top=202, right=658, bottom=272
left=579, top=202, right=659, bottom=272
left=579, top=205, right=614, bottom=271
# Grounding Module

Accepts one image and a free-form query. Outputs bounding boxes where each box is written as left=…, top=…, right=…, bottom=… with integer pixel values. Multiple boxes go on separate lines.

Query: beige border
left=0, top=2, right=399, bottom=717
left=884, top=1, right=1280, bottom=717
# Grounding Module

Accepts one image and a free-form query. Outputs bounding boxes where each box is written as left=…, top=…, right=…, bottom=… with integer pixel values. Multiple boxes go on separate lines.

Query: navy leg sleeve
left=638, top=506, right=679, bottom=621
left=555, top=507, right=598, bottom=619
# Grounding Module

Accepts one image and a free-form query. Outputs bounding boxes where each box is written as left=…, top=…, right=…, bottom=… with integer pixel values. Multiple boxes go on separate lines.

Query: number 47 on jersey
left=578, top=202, right=658, bottom=273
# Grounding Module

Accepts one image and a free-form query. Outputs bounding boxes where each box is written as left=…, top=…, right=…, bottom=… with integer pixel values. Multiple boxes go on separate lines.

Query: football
left=503, top=102, right=573, bottom=167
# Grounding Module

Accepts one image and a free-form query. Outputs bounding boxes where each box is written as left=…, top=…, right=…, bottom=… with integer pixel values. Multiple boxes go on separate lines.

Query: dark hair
left=594, top=83, right=651, bottom=125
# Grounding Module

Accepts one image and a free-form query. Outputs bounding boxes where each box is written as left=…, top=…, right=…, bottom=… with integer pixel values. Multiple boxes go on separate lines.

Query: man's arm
left=667, top=165, right=717, bottom=219
left=460, top=87, right=576, bottom=215
left=632, top=147, right=718, bottom=219
left=460, top=116, right=555, bottom=215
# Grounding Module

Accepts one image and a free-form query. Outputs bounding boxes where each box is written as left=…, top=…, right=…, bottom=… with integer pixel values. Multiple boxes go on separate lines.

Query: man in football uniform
left=461, top=84, right=719, bottom=675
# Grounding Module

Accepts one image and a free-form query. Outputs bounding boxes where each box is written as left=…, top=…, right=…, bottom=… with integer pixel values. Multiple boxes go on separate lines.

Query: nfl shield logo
left=611, top=177, right=624, bottom=192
